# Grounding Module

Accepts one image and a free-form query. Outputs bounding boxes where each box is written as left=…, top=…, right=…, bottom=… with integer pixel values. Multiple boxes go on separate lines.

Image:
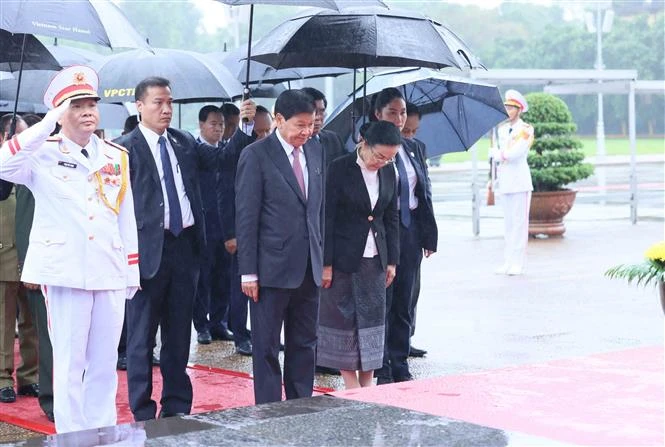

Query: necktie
left=81, top=148, right=89, bottom=158
left=292, top=146, right=306, bottom=198
left=158, top=136, right=183, bottom=236
left=395, top=153, right=411, bottom=228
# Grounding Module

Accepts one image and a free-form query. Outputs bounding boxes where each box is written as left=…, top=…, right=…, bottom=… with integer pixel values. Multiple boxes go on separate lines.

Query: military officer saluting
left=490, top=89, right=534, bottom=276
left=0, top=65, right=140, bottom=433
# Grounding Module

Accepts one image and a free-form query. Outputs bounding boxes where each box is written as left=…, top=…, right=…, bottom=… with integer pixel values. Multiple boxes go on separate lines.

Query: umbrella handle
left=242, top=4, right=254, bottom=123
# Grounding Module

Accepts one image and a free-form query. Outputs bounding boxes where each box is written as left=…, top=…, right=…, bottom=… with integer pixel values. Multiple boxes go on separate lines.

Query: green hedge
left=523, top=93, right=593, bottom=191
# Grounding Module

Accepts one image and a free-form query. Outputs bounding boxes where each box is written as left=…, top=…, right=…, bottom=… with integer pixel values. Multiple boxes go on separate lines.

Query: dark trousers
left=250, top=265, right=319, bottom=404
left=379, top=214, right=422, bottom=379
left=228, top=254, right=250, bottom=345
left=25, top=287, right=53, bottom=415
left=193, top=237, right=230, bottom=334
left=410, top=265, right=421, bottom=337
left=126, top=227, right=199, bottom=421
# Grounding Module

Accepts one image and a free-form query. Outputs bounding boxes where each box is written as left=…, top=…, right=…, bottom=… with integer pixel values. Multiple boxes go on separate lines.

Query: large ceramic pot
left=529, top=189, right=577, bottom=237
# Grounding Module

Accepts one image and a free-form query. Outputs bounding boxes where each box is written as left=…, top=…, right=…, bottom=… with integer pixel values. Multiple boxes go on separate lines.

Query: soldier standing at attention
left=489, top=89, right=534, bottom=276
left=0, top=65, right=140, bottom=433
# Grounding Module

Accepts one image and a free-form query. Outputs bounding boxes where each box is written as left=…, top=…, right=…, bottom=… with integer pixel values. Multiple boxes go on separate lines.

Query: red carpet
left=332, top=346, right=664, bottom=446
left=1, top=342, right=331, bottom=435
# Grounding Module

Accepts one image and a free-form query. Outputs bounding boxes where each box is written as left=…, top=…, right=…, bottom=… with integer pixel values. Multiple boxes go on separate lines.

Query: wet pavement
left=1, top=155, right=662, bottom=445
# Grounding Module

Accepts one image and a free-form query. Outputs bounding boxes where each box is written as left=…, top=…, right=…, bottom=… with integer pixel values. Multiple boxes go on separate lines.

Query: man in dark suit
left=193, top=105, right=232, bottom=345
left=301, top=87, right=347, bottom=167
left=235, top=89, right=324, bottom=404
left=377, top=136, right=438, bottom=384
left=402, top=103, right=428, bottom=358
left=115, top=77, right=255, bottom=421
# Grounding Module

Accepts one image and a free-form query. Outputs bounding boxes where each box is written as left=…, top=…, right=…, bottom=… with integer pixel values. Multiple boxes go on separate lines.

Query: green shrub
left=522, top=93, right=594, bottom=192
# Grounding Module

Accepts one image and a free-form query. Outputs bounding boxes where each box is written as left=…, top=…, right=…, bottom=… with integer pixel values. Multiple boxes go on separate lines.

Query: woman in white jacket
left=490, top=90, right=534, bottom=275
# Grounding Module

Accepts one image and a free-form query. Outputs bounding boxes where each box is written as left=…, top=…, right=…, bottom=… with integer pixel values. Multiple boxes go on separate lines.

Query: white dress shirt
left=395, top=145, right=419, bottom=210
left=138, top=124, right=194, bottom=231
left=276, top=128, right=308, bottom=199
left=356, top=152, right=379, bottom=258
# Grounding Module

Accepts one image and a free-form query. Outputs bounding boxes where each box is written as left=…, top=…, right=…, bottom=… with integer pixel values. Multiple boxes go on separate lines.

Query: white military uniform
left=0, top=66, right=140, bottom=433
left=491, top=90, right=534, bottom=275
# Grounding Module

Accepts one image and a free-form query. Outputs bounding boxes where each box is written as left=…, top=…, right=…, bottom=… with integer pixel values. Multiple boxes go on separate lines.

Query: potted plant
left=605, top=241, right=665, bottom=314
left=521, top=93, right=594, bottom=237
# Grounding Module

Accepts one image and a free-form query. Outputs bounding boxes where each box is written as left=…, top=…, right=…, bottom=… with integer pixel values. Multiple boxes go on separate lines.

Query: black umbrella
left=92, top=48, right=243, bottom=104
left=250, top=7, right=484, bottom=71
left=1, top=0, right=149, bottom=134
left=0, top=30, right=61, bottom=72
left=0, top=0, right=149, bottom=49
left=324, top=68, right=507, bottom=156
left=0, top=43, right=102, bottom=103
left=213, top=0, right=386, bottom=97
left=251, top=6, right=484, bottom=141
left=216, top=46, right=350, bottom=86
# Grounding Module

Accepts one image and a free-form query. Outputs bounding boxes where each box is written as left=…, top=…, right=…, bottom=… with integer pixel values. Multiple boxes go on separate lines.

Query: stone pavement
left=0, top=155, right=662, bottom=445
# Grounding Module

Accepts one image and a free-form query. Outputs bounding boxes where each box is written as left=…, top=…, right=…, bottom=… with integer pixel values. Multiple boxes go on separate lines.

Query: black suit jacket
left=217, top=131, right=256, bottom=243
left=115, top=127, right=217, bottom=279
left=324, top=152, right=399, bottom=274
left=235, top=132, right=324, bottom=288
left=317, top=129, right=347, bottom=167
left=401, top=137, right=438, bottom=252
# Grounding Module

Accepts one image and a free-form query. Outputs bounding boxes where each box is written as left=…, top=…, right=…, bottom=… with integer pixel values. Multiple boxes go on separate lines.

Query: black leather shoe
left=315, top=365, right=341, bottom=376
left=45, top=411, right=55, bottom=422
left=158, top=410, right=187, bottom=418
left=376, top=376, right=393, bottom=385
left=0, top=386, right=16, bottom=403
left=117, top=353, right=127, bottom=370
left=393, top=374, right=414, bottom=383
left=197, top=330, right=212, bottom=345
left=409, top=346, right=427, bottom=358
left=235, top=340, right=252, bottom=356
left=152, top=355, right=160, bottom=366
left=210, top=327, right=234, bottom=341
left=17, top=383, right=39, bottom=397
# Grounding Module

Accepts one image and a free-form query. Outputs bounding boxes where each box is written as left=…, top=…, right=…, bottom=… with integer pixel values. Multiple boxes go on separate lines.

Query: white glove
left=8, top=99, right=70, bottom=151
left=43, top=98, right=71, bottom=126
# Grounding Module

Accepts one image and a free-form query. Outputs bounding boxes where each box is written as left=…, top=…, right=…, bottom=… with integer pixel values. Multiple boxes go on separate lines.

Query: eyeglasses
left=369, top=146, right=395, bottom=165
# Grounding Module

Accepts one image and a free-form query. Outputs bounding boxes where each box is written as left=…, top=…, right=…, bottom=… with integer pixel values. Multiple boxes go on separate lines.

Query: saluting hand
left=242, top=280, right=259, bottom=302
left=322, top=266, right=333, bottom=289
left=385, top=265, right=396, bottom=287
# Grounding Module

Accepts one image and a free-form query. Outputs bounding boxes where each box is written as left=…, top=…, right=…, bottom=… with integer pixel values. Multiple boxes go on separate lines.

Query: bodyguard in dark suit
left=193, top=106, right=232, bottom=345
left=301, top=87, right=347, bottom=167
left=115, top=76, right=255, bottom=420
left=370, top=89, right=438, bottom=384
left=235, top=90, right=324, bottom=404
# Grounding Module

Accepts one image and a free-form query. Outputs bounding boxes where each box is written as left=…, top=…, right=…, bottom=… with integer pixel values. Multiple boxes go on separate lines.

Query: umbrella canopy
left=213, top=0, right=386, bottom=96
left=0, top=44, right=102, bottom=104
left=216, top=47, right=350, bottom=85
left=0, top=0, right=149, bottom=49
left=0, top=30, right=61, bottom=72
left=218, top=0, right=385, bottom=6
left=92, top=48, right=243, bottom=104
left=250, top=6, right=484, bottom=70
left=324, top=68, right=507, bottom=156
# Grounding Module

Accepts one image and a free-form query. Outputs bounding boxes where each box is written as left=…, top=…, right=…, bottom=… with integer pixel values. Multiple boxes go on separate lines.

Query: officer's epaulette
left=46, top=135, right=62, bottom=142
left=104, top=139, right=129, bottom=153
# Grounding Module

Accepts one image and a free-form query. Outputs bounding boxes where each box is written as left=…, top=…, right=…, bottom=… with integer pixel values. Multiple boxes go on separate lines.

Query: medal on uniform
left=95, top=152, right=129, bottom=214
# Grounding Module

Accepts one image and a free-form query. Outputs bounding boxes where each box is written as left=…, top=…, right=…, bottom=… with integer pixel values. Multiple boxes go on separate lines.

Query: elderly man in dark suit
left=115, top=77, right=255, bottom=421
left=235, top=89, right=324, bottom=404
